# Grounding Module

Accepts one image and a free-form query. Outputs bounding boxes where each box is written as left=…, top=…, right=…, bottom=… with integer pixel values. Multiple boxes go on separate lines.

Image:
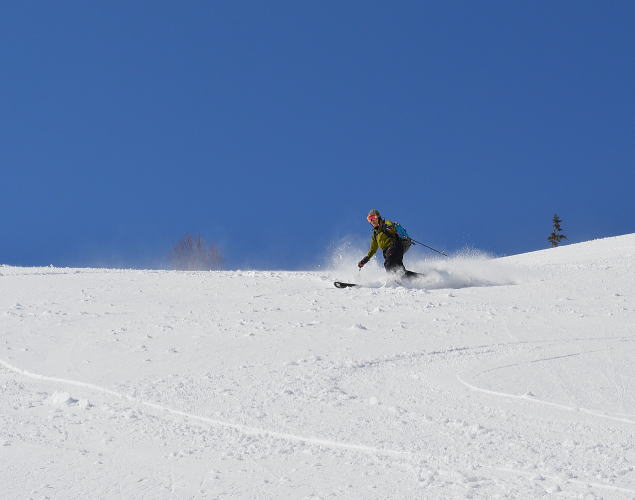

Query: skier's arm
left=358, top=235, right=378, bottom=268
left=366, top=236, right=378, bottom=259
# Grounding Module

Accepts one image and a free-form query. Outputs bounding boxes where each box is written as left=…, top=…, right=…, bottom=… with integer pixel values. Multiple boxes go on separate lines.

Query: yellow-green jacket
left=365, top=220, right=400, bottom=259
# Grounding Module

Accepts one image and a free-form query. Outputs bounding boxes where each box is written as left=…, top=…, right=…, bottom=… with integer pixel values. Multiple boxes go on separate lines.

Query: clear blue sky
left=2, top=1, right=634, bottom=270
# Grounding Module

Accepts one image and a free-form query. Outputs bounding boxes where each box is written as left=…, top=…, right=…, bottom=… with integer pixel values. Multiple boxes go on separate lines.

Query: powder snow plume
left=326, top=239, right=522, bottom=289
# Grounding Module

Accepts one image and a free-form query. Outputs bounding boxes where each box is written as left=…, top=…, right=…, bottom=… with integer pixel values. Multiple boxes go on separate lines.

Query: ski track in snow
left=0, top=354, right=635, bottom=498
left=3, top=355, right=635, bottom=497
left=457, top=341, right=635, bottom=426
left=0, top=357, right=414, bottom=460
left=457, top=372, right=635, bottom=426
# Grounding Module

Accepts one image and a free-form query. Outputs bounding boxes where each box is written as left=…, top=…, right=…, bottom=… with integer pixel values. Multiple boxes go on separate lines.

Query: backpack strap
left=377, top=222, right=398, bottom=240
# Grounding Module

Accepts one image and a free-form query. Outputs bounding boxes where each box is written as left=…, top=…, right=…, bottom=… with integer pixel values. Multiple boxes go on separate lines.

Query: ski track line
left=457, top=372, right=635, bottom=426
left=340, top=336, right=635, bottom=377
left=475, top=347, right=611, bottom=376
left=458, top=346, right=635, bottom=426
left=4, top=358, right=634, bottom=496
left=0, top=357, right=416, bottom=461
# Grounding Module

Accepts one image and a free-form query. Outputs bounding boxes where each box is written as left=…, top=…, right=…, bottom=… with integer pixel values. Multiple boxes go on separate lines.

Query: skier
left=358, top=209, right=420, bottom=279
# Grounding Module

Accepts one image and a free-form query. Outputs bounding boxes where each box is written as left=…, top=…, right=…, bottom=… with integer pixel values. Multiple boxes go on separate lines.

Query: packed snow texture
left=1, top=235, right=634, bottom=498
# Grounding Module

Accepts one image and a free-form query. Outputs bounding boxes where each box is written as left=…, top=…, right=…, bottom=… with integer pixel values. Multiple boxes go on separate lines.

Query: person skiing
left=358, top=209, right=420, bottom=279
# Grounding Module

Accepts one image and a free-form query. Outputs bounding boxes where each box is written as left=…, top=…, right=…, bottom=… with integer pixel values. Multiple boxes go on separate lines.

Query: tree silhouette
left=547, top=214, right=567, bottom=248
left=170, top=235, right=223, bottom=270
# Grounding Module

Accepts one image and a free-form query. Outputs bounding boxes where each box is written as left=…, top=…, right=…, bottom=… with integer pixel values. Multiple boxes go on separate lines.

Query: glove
left=358, top=256, right=370, bottom=268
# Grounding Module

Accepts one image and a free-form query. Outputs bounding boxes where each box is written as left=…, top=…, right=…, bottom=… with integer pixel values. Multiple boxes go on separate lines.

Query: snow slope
left=1, top=235, right=634, bottom=499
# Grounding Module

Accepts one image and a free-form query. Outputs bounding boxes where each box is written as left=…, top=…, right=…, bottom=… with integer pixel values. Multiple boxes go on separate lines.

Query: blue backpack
left=392, top=222, right=409, bottom=239
left=381, top=221, right=410, bottom=240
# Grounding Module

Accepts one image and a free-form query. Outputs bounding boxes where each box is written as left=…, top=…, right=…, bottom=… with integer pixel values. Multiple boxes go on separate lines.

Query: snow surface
left=1, top=235, right=634, bottom=499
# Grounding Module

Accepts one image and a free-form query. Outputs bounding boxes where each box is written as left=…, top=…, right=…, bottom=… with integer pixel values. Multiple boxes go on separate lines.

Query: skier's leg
left=386, top=240, right=422, bottom=280
left=384, top=244, right=407, bottom=277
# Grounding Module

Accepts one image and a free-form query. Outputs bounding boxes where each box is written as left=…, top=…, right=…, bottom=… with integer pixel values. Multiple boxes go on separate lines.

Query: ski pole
left=410, top=238, right=448, bottom=257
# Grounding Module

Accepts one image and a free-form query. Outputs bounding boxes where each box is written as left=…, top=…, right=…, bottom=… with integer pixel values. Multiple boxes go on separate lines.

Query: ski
left=334, top=281, right=357, bottom=288
left=404, top=271, right=426, bottom=279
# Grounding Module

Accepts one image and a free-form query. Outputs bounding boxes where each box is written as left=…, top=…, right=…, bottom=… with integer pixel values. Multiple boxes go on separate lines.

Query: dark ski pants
left=383, top=240, right=418, bottom=279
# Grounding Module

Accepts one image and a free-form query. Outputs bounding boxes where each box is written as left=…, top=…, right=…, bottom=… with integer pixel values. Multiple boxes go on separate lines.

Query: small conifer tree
left=547, top=214, right=567, bottom=247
